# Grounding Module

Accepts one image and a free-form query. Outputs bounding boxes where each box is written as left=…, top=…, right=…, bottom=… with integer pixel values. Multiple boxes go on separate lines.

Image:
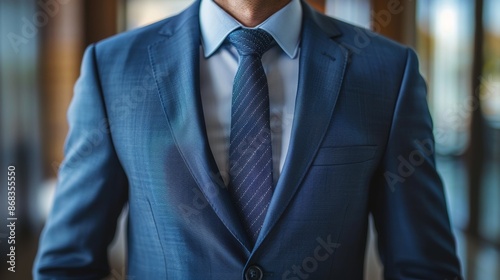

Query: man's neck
left=214, top=0, right=291, bottom=27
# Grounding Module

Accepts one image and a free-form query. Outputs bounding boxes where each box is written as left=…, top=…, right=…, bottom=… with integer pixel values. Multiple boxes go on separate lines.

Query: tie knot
left=227, top=29, right=275, bottom=57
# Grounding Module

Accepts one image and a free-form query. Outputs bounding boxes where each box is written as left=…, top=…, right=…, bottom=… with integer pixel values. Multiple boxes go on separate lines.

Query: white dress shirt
left=199, top=0, right=302, bottom=185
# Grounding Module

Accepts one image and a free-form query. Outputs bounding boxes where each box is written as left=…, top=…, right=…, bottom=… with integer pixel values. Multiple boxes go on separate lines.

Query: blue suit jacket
left=34, top=1, right=462, bottom=279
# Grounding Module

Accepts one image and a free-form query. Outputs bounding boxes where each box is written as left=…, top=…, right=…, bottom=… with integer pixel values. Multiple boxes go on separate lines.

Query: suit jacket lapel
left=148, top=2, right=252, bottom=252
left=255, top=3, right=349, bottom=248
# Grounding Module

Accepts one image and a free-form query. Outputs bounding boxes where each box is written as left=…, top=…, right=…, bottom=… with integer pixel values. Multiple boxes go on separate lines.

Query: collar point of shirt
left=203, top=45, right=217, bottom=59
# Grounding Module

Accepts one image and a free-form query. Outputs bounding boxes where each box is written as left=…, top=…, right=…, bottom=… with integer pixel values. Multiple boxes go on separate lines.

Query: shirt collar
left=200, top=0, right=302, bottom=59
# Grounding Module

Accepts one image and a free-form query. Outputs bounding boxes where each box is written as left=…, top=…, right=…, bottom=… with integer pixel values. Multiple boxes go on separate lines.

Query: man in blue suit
left=34, top=0, right=462, bottom=279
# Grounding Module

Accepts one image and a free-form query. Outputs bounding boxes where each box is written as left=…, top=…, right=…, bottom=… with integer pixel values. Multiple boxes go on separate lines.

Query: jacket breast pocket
left=312, top=145, right=378, bottom=166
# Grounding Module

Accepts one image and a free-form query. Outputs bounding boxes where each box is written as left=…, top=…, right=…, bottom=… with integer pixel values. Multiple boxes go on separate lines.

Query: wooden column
left=40, top=0, right=120, bottom=177
left=40, top=0, right=84, bottom=177
left=370, top=0, right=416, bottom=47
left=466, top=0, right=485, bottom=238
left=307, top=0, right=326, bottom=13
left=83, top=0, right=120, bottom=46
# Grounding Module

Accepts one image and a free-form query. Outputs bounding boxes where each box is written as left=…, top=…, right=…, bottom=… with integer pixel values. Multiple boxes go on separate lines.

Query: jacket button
left=245, top=265, right=263, bottom=280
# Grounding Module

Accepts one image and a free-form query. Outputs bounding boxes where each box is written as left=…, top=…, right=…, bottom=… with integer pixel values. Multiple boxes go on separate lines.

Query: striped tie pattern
left=227, top=29, right=275, bottom=243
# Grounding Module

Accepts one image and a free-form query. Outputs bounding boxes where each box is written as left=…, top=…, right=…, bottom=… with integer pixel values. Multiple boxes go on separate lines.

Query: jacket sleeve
left=33, top=44, right=129, bottom=280
left=369, top=48, right=463, bottom=279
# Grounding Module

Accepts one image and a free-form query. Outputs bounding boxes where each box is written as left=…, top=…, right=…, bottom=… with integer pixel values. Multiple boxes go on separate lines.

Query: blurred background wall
left=0, top=0, right=499, bottom=279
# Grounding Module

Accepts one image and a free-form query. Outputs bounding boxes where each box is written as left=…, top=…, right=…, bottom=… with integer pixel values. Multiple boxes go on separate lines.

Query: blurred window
left=417, top=0, right=475, bottom=156
left=0, top=1, right=41, bottom=164
left=0, top=0, right=42, bottom=243
left=325, top=0, right=371, bottom=28
left=125, top=0, right=195, bottom=30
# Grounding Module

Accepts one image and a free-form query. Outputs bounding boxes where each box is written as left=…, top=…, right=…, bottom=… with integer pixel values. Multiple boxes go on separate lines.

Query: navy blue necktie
left=227, top=29, right=275, bottom=243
